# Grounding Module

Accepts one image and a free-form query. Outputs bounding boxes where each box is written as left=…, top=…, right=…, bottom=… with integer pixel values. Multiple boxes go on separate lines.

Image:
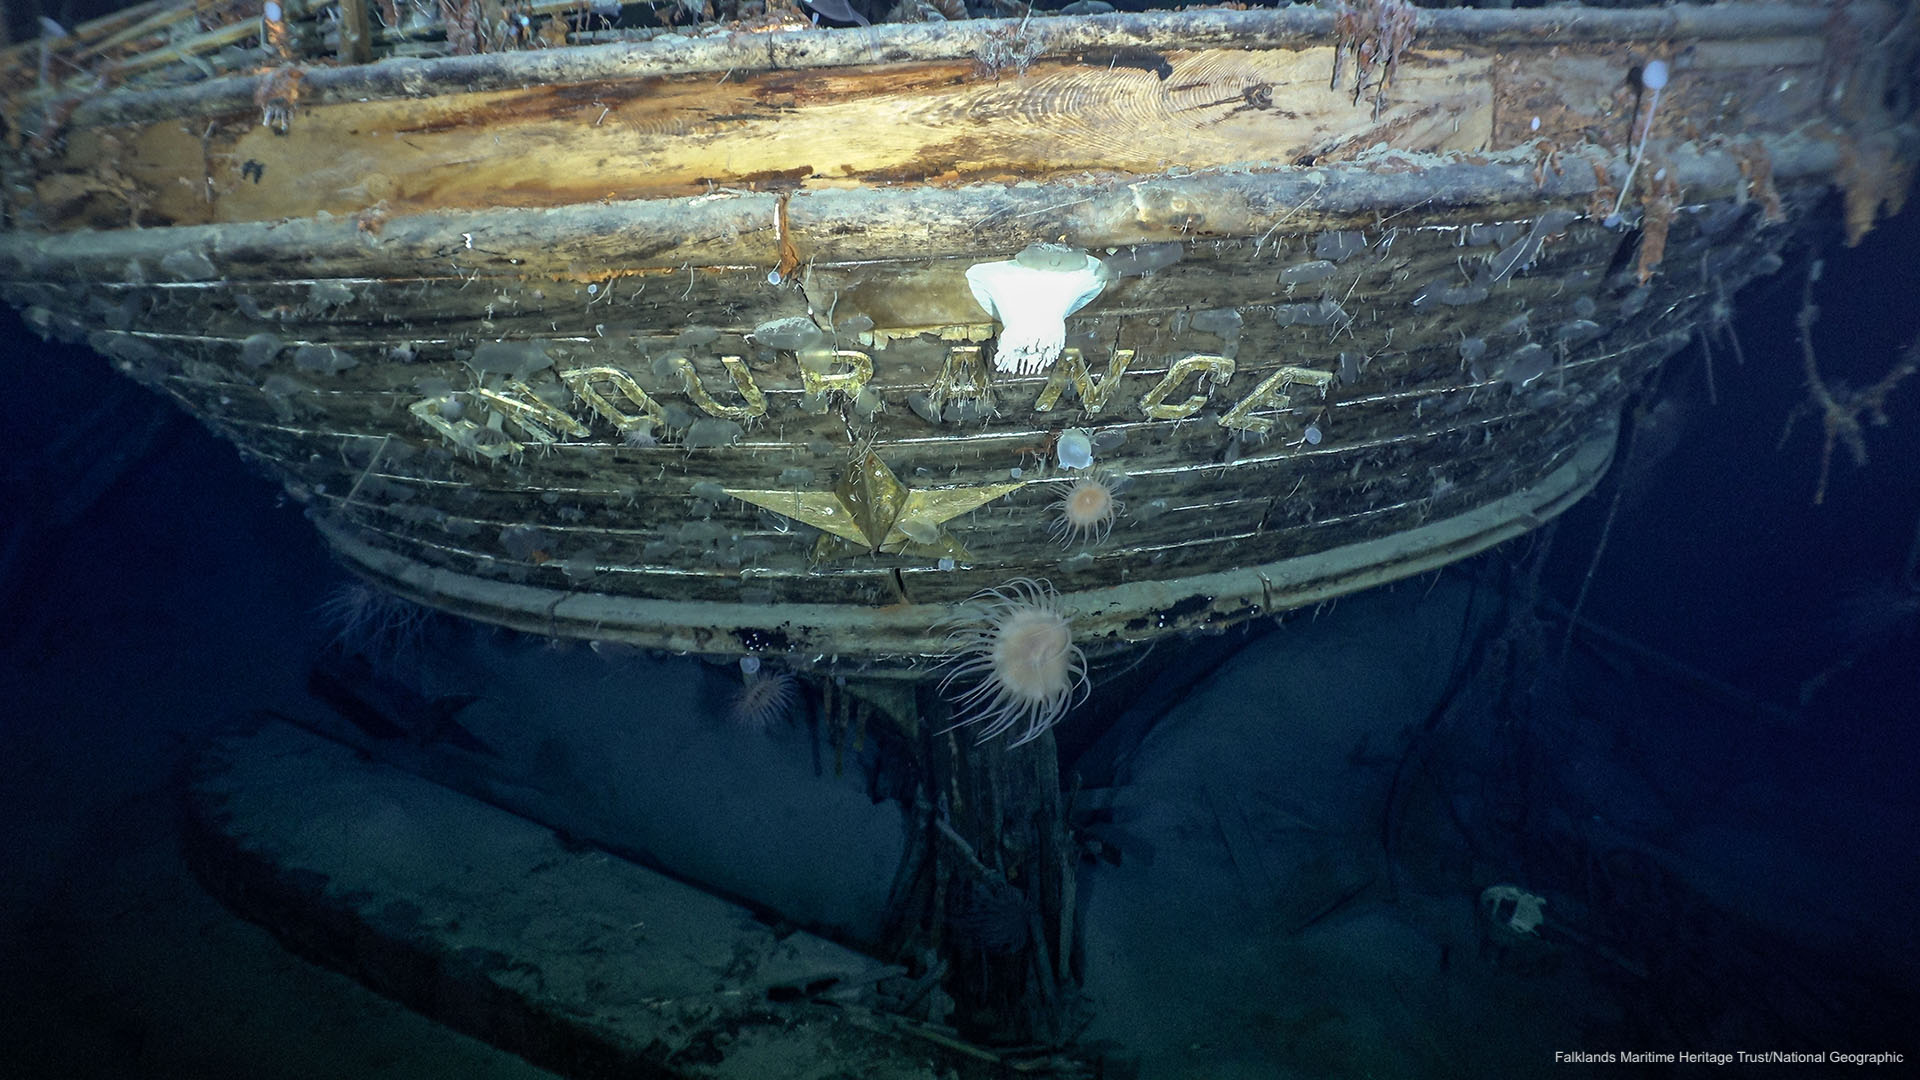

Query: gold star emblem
left=726, top=450, right=1025, bottom=562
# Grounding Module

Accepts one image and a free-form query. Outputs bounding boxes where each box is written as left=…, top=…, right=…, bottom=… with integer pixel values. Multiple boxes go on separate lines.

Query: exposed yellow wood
left=106, top=46, right=1489, bottom=228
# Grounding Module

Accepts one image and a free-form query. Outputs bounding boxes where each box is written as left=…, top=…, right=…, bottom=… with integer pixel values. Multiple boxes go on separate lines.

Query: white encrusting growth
left=965, top=245, right=1108, bottom=375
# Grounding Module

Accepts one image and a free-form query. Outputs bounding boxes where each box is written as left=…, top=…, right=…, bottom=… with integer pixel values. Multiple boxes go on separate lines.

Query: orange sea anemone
left=938, top=578, right=1089, bottom=747
left=1049, top=472, right=1124, bottom=547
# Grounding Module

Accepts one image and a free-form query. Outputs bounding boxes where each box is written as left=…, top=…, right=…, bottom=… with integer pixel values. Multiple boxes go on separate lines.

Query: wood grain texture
left=35, top=45, right=1487, bottom=230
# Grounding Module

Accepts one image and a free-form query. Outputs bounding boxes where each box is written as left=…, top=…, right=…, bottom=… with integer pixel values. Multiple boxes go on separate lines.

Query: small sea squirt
left=939, top=578, right=1089, bottom=747
left=1056, top=428, right=1094, bottom=470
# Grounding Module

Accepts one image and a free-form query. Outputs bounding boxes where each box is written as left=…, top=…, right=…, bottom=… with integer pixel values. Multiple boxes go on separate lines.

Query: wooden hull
left=4, top=4, right=1915, bottom=668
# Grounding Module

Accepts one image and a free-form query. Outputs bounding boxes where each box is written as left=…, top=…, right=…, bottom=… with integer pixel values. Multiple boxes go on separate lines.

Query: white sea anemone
left=938, top=578, right=1089, bottom=746
left=315, top=579, right=428, bottom=667
left=730, top=668, right=798, bottom=730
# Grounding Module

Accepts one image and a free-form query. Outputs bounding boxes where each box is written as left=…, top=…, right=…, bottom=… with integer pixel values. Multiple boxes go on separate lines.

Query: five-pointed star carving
left=726, top=451, right=1025, bottom=562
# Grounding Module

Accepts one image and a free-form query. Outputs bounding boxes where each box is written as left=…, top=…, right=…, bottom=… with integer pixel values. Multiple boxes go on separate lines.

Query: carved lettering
left=797, top=349, right=874, bottom=404
left=1034, top=348, right=1136, bottom=414
left=408, top=398, right=519, bottom=461
left=1138, top=354, right=1235, bottom=420
left=665, top=354, right=768, bottom=421
left=1219, top=366, right=1335, bottom=434
left=560, top=365, right=667, bottom=439
left=927, top=345, right=993, bottom=419
left=535, top=349, right=1329, bottom=450
left=471, top=380, right=593, bottom=443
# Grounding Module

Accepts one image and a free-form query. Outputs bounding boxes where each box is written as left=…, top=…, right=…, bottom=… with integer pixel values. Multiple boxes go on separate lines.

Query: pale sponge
left=966, top=244, right=1108, bottom=374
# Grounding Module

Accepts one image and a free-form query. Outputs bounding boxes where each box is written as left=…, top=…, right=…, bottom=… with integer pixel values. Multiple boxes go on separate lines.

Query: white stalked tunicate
left=1056, top=428, right=1094, bottom=470
left=965, top=244, right=1108, bottom=375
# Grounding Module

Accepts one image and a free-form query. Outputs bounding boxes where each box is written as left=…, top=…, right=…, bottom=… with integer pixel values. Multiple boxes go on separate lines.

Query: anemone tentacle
left=935, top=577, right=1088, bottom=746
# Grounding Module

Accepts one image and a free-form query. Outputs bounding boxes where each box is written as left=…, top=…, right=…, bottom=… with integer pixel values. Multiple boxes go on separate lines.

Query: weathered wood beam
left=48, top=4, right=1859, bottom=128
left=339, top=0, right=375, bottom=65
left=0, top=135, right=1852, bottom=283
